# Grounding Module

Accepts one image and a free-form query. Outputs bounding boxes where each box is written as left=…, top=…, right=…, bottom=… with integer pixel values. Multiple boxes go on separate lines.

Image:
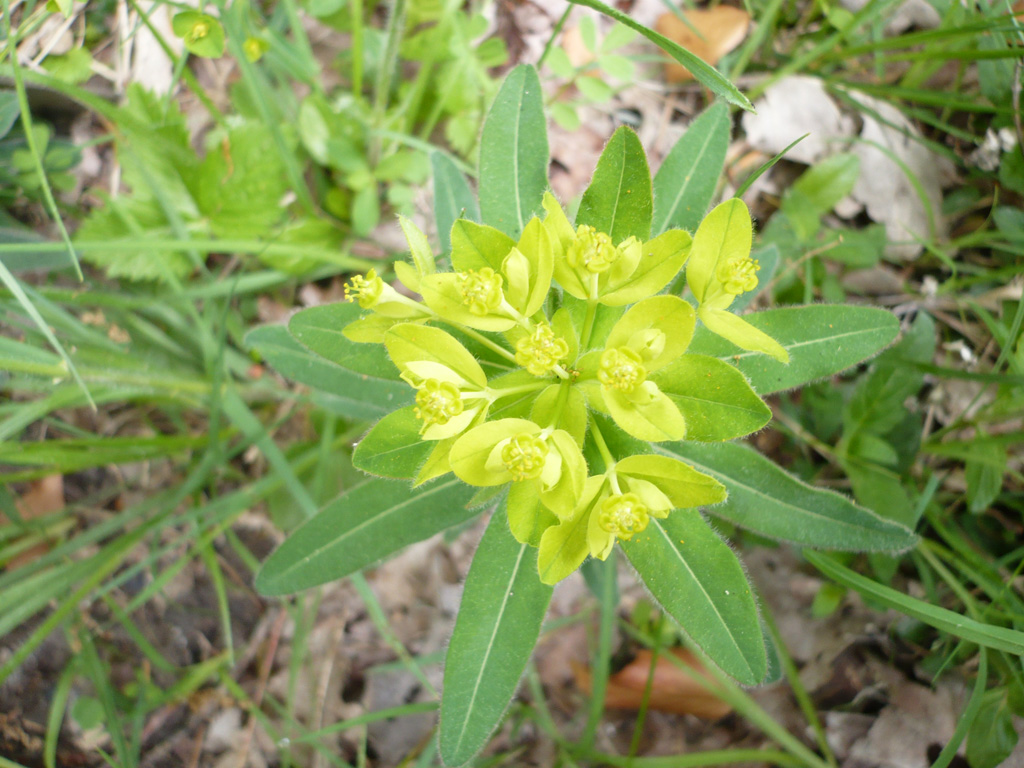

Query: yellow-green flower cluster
left=342, top=197, right=784, bottom=583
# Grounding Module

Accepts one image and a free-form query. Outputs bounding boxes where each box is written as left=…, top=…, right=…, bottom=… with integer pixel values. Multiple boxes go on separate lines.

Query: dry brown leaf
left=573, top=648, right=732, bottom=719
left=4, top=475, right=65, bottom=569
left=655, top=7, right=751, bottom=83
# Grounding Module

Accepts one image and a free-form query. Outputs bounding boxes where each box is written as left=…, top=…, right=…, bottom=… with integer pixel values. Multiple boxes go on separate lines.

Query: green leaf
left=171, top=12, right=226, bottom=59
left=655, top=354, right=772, bottom=442
left=699, top=307, right=789, bottom=363
left=432, top=152, right=480, bottom=254
left=352, top=407, right=433, bottom=479
left=385, top=323, right=487, bottom=389
left=786, top=153, right=860, bottom=215
left=964, top=437, right=1006, bottom=514
left=621, top=510, right=766, bottom=684
left=602, top=229, right=692, bottom=306
left=245, top=325, right=408, bottom=419
left=606, top=294, right=695, bottom=372
left=566, top=0, right=753, bottom=111
left=288, top=302, right=402, bottom=381
left=686, top=198, right=752, bottom=305
left=661, top=441, right=918, bottom=551
left=688, top=305, right=900, bottom=394
left=806, top=551, right=1024, bottom=656
left=478, top=65, right=548, bottom=239
left=440, top=504, right=552, bottom=767
left=193, top=121, right=289, bottom=239
left=255, top=477, right=477, bottom=595
left=615, top=454, right=726, bottom=508
left=576, top=126, right=652, bottom=243
left=967, top=690, right=1018, bottom=768
left=0, top=91, right=20, bottom=140
left=652, top=102, right=730, bottom=235
left=538, top=476, right=605, bottom=584
left=450, top=220, right=517, bottom=273
left=398, top=215, right=436, bottom=278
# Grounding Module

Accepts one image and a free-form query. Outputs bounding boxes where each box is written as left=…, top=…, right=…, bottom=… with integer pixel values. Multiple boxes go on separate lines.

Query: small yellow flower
left=566, top=226, right=630, bottom=274
left=413, top=379, right=464, bottom=432
left=597, top=492, right=650, bottom=541
left=515, top=323, right=569, bottom=376
left=597, top=347, right=647, bottom=394
left=716, top=255, right=759, bottom=295
left=186, top=19, right=210, bottom=43
left=457, top=268, right=504, bottom=315
left=344, top=269, right=385, bottom=309
left=500, top=433, right=550, bottom=481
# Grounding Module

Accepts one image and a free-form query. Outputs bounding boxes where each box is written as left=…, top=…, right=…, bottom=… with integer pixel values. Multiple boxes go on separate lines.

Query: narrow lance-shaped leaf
left=652, top=102, right=730, bottom=235
left=289, top=302, right=402, bottom=381
left=432, top=151, right=480, bottom=254
left=687, top=305, right=900, bottom=395
left=478, top=65, right=548, bottom=239
left=440, top=504, right=553, bottom=767
left=621, top=509, right=767, bottom=685
left=659, top=441, right=918, bottom=551
left=567, top=0, right=754, bottom=111
left=576, top=125, right=653, bottom=243
left=255, top=477, right=478, bottom=596
left=352, top=407, right=433, bottom=479
left=245, top=325, right=409, bottom=420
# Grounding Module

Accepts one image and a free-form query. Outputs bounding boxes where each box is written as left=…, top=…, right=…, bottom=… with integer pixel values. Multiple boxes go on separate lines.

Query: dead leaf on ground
left=655, top=7, right=750, bottom=83
left=4, top=475, right=65, bottom=570
left=573, top=647, right=733, bottom=719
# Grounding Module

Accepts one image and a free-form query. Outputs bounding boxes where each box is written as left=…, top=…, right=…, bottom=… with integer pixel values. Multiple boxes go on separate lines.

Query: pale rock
left=742, top=76, right=856, bottom=164
left=842, top=0, right=941, bottom=34
left=849, top=94, right=954, bottom=260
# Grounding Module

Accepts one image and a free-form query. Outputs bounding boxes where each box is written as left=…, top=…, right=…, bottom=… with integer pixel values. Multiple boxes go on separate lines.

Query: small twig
left=236, top=607, right=287, bottom=768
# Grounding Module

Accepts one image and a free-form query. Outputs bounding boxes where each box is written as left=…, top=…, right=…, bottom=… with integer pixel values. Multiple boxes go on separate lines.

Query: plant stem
left=580, top=299, right=599, bottom=351
left=588, top=416, right=616, bottom=471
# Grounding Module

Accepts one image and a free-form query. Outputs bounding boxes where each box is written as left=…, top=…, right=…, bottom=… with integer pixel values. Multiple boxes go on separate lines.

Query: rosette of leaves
left=251, top=65, right=917, bottom=766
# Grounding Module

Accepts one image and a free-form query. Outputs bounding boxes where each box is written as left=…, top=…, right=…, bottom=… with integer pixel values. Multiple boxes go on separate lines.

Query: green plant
left=251, top=64, right=918, bottom=766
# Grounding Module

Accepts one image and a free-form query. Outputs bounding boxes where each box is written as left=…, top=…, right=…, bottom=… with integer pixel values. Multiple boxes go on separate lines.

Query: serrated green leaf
left=432, top=152, right=480, bottom=254
left=621, top=510, right=766, bottom=684
left=352, top=407, right=432, bottom=479
left=194, top=121, right=288, bottom=239
left=566, top=0, right=753, bottom=111
left=652, top=102, right=730, bottom=235
left=479, top=65, right=548, bottom=239
left=289, top=302, right=402, bottom=381
left=655, top=354, right=771, bottom=442
left=576, top=126, right=652, bottom=243
left=245, top=325, right=408, bottom=419
left=440, top=504, right=552, bottom=766
left=688, top=305, right=900, bottom=394
left=660, top=441, right=918, bottom=551
left=255, top=477, right=477, bottom=595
